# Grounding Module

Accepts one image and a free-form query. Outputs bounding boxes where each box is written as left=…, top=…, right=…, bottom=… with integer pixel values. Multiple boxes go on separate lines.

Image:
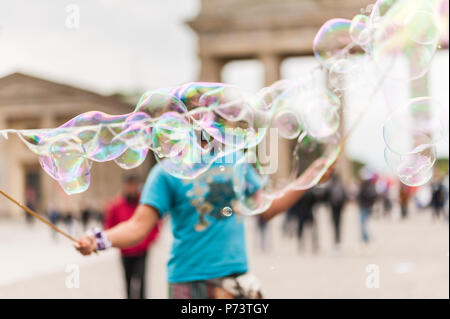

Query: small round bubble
left=221, top=206, right=233, bottom=217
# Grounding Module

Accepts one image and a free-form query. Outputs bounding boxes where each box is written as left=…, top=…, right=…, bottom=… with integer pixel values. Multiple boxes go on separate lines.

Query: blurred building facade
left=188, top=0, right=370, bottom=182
left=0, top=73, right=153, bottom=217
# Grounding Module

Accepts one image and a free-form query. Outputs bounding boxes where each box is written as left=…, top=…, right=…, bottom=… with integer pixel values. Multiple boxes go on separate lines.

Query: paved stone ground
left=0, top=203, right=448, bottom=299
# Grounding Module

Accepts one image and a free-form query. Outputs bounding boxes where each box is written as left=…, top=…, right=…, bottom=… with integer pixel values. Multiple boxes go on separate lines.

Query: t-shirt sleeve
left=244, top=163, right=264, bottom=196
left=140, top=165, right=173, bottom=217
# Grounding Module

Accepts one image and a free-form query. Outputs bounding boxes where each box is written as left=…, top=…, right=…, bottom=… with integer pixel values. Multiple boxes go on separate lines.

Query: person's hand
left=297, top=157, right=335, bottom=186
left=319, top=158, right=336, bottom=184
left=74, top=234, right=97, bottom=256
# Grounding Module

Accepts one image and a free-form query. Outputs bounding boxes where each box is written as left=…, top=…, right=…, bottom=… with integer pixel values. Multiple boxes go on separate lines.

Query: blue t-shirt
left=140, top=156, right=262, bottom=283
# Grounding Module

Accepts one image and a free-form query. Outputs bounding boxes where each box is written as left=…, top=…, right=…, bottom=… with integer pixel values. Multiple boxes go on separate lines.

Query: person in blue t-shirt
left=75, top=153, right=332, bottom=299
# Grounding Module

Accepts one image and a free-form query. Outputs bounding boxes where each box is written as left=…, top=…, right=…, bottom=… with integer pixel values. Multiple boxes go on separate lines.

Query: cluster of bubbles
left=1, top=83, right=266, bottom=195
left=0, top=0, right=448, bottom=215
left=1, top=77, right=340, bottom=213
left=314, top=0, right=447, bottom=87
left=313, top=0, right=449, bottom=187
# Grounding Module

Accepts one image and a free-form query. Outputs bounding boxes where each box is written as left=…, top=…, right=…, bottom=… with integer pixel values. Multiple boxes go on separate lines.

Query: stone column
left=199, top=56, right=225, bottom=82
left=326, top=72, right=353, bottom=186
left=325, top=72, right=353, bottom=185
left=336, top=90, right=353, bottom=186
left=260, top=54, right=292, bottom=181
left=261, top=54, right=282, bottom=87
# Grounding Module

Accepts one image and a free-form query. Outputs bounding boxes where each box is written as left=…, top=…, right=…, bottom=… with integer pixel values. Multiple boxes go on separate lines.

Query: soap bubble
left=406, top=10, right=440, bottom=45
left=313, top=19, right=356, bottom=72
left=384, top=97, right=447, bottom=154
left=384, top=145, right=435, bottom=186
left=350, top=14, right=373, bottom=46
left=273, top=110, right=302, bottom=140
left=328, top=58, right=365, bottom=91
left=371, top=0, right=438, bottom=81
left=232, top=125, right=341, bottom=216
left=370, top=0, right=397, bottom=25
left=36, top=134, right=92, bottom=194
left=221, top=206, right=233, bottom=217
left=299, top=90, right=341, bottom=140
left=435, top=0, right=449, bottom=44
left=383, top=97, right=446, bottom=186
left=1, top=0, right=447, bottom=203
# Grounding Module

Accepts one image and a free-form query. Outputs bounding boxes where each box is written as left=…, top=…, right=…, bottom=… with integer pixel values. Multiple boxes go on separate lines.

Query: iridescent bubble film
left=383, top=97, right=447, bottom=186
left=0, top=0, right=448, bottom=215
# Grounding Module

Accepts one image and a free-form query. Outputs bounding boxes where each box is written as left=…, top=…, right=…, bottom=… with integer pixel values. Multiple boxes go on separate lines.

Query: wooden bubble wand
left=0, top=189, right=78, bottom=242
left=0, top=189, right=99, bottom=255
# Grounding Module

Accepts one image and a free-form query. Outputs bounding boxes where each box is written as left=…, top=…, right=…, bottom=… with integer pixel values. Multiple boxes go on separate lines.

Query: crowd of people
left=25, top=162, right=448, bottom=299
left=35, top=175, right=161, bottom=299
left=275, top=169, right=449, bottom=254
left=40, top=202, right=104, bottom=241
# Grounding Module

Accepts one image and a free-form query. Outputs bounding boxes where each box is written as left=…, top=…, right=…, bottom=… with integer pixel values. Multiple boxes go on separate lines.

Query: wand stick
left=0, top=189, right=77, bottom=242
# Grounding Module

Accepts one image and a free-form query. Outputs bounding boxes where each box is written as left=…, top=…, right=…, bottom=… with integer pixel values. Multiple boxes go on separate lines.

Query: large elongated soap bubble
left=231, top=78, right=342, bottom=216
left=1, top=0, right=448, bottom=203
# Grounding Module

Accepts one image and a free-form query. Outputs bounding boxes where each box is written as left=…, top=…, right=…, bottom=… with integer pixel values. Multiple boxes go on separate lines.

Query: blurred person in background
left=288, top=189, right=319, bottom=254
left=24, top=186, right=37, bottom=225
left=324, top=174, right=348, bottom=250
left=95, top=209, right=105, bottom=225
left=414, top=182, right=431, bottom=210
left=399, top=184, right=412, bottom=219
left=256, top=215, right=269, bottom=252
left=430, top=176, right=447, bottom=221
left=357, top=169, right=378, bottom=245
left=376, top=176, right=393, bottom=217
left=80, top=202, right=92, bottom=231
left=91, top=199, right=107, bottom=226
left=63, top=211, right=74, bottom=235
left=47, top=201, right=61, bottom=241
left=104, top=174, right=161, bottom=299
left=282, top=207, right=297, bottom=239
left=444, top=175, right=449, bottom=221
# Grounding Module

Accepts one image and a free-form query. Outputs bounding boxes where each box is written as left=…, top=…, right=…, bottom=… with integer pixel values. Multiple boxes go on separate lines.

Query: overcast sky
left=0, top=0, right=201, bottom=94
left=0, top=0, right=448, bottom=171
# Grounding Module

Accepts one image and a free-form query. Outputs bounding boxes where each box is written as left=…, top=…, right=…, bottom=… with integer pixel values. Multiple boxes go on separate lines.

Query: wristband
left=90, top=227, right=112, bottom=251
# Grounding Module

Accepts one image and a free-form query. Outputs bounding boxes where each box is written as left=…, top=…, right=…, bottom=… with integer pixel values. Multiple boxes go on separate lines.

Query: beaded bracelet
left=90, top=227, right=112, bottom=251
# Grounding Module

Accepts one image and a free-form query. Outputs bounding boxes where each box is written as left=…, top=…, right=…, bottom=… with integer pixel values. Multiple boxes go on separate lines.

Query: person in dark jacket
left=325, top=174, right=348, bottom=248
left=357, top=177, right=378, bottom=244
left=288, top=189, right=319, bottom=253
left=430, top=178, right=446, bottom=220
left=399, top=184, right=412, bottom=219
left=104, top=174, right=161, bottom=299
